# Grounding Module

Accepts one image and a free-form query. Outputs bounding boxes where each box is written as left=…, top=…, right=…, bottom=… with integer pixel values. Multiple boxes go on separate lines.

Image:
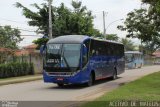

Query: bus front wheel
left=57, top=83, right=64, bottom=87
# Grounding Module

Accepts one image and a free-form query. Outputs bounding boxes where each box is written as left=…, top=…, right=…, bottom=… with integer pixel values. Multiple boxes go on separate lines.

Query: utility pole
left=103, top=11, right=107, bottom=38
left=48, top=0, right=53, bottom=39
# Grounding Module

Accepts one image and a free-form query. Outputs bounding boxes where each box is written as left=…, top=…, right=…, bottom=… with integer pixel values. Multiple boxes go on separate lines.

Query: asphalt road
left=0, top=65, right=160, bottom=107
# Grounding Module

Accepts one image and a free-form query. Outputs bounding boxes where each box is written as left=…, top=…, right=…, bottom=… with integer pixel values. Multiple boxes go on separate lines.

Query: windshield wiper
left=61, top=49, right=70, bottom=68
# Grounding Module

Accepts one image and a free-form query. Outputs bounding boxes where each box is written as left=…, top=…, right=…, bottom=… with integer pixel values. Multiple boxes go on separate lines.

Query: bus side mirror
left=40, top=45, right=45, bottom=55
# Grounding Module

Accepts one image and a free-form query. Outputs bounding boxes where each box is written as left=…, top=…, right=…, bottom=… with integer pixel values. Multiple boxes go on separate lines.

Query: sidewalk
left=0, top=74, right=43, bottom=86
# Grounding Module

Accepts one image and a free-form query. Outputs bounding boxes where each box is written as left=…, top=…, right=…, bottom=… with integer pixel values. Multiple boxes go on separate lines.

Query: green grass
left=82, top=71, right=160, bottom=107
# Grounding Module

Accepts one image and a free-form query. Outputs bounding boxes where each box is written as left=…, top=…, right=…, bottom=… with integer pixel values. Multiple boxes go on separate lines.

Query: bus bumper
left=43, top=71, right=89, bottom=84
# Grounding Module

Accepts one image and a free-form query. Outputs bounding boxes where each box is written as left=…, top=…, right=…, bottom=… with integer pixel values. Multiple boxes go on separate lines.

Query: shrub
left=0, top=62, right=34, bottom=78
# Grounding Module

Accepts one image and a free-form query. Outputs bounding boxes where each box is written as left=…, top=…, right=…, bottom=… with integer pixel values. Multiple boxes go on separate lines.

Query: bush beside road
left=82, top=71, right=160, bottom=107
left=0, top=62, right=34, bottom=78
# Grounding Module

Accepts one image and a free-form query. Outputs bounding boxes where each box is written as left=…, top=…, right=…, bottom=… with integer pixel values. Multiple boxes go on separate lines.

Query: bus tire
left=87, top=73, right=94, bottom=87
left=135, top=63, right=137, bottom=69
left=139, top=63, right=142, bottom=68
left=57, top=83, right=64, bottom=87
left=112, top=69, right=117, bottom=80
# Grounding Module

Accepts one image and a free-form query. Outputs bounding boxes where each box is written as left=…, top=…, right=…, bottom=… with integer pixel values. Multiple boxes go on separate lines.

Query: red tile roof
left=0, top=44, right=38, bottom=56
left=23, top=44, right=37, bottom=49
left=153, top=50, right=160, bottom=57
left=0, top=48, right=13, bottom=52
left=14, top=50, right=29, bottom=56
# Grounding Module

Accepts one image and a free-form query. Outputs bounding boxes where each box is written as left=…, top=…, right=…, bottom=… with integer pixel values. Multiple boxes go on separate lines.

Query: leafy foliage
left=15, top=1, right=101, bottom=37
left=0, top=62, right=34, bottom=78
left=105, top=34, right=119, bottom=41
left=32, top=37, right=49, bottom=49
left=0, top=25, right=22, bottom=49
left=117, top=7, right=160, bottom=53
left=119, top=38, right=136, bottom=51
left=142, top=0, right=160, bottom=14
left=118, top=9, right=154, bottom=42
left=142, top=37, right=160, bottom=54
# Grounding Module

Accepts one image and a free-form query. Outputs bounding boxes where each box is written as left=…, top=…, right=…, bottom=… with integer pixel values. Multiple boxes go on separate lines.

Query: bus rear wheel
left=57, top=83, right=64, bottom=87
left=134, top=63, right=137, bottom=68
left=139, top=63, right=142, bottom=68
left=112, top=70, right=117, bottom=80
left=87, top=73, right=94, bottom=87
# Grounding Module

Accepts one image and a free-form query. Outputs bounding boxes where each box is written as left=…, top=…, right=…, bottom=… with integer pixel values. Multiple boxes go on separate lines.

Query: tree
left=142, top=0, right=160, bottom=14
left=119, top=38, right=136, bottom=51
left=68, top=1, right=101, bottom=36
left=105, top=34, right=119, bottom=41
left=141, top=0, right=160, bottom=33
left=118, top=9, right=154, bottom=42
left=142, top=36, right=160, bottom=54
left=15, top=1, right=101, bottom=37
left=15, top=2, right=54, bottom=35
left=32, top=37, right=49, bottom=49
left=0, top=25, right=22, bottom=49
left=117, top=8, right=160, bottom=53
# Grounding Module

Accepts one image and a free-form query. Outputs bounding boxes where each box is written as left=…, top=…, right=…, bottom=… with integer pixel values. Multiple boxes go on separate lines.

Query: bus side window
left=91, top=50, right=95, bottom=56
left=82, top=44, right=88, bottom=67
left=132, top=55, right=135, bottom=60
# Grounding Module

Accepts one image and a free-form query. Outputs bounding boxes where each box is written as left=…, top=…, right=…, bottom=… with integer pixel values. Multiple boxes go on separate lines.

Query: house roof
left=23, top=44, right=37, bottom=49
left=0, top=48, right=13, bottom=52
left=14, top=50, right=29, bottom=56
left=153, top=50, right=160, bottom=57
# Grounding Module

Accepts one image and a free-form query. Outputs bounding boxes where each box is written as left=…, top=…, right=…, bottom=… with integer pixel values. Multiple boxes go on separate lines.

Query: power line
left=18, top=28, right=36, bottom=32
left=21, top=35, right=43, bottom=37
left=0, top=18, right=38, bottom=32
left=0, top=25, right=36, bottom=33
left=0, top=17, right=27, bottom=25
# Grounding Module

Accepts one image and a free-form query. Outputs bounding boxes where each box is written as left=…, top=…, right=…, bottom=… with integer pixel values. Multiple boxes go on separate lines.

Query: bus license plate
left=57, top=78, right=64, bottom=81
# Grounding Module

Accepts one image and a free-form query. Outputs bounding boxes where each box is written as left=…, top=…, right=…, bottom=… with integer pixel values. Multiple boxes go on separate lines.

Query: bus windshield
left=46, top=44, right=81, bottom=68
left=125, top=53, right=133, bottom=63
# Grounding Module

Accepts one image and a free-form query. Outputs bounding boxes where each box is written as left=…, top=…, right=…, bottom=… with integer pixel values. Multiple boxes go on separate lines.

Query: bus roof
left=47, top=35, right=123, bottom=45
left=125, top=51, right=142, bottom=54
left=93, top=37, right=123, bottom=45
left=48, top=35, right=89, bottom=44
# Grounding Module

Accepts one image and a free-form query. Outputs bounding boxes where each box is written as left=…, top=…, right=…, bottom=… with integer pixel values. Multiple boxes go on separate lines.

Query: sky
left=0, top=0, right=142, bottom=47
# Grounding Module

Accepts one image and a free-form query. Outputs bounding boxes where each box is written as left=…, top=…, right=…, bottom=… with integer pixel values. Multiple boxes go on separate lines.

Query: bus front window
left=46, top=44, right=81, bottom=68
left=46, top=44, right=62, bottom=67
left=62, top=44, right=81, bottom=68
left=125, top=54, right=133, bottom=63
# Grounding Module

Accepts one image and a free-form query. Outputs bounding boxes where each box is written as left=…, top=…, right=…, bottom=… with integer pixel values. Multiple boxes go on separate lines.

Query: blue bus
left=42, top=35, right=125, bottom=87
left=125, top=51, right=143, bottom=69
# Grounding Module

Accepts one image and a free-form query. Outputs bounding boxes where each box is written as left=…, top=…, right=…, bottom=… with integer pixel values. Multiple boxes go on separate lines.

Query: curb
left=0, top=75, right=43, bottom=86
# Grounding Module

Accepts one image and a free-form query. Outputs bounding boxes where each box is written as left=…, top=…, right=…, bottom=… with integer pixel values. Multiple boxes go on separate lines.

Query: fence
left=143, top=55, right=154, bottom=66
left=0, top=51, right=43, bottom=74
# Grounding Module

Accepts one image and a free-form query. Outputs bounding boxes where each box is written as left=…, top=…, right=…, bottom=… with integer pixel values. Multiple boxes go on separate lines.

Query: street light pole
left=105, top=19, right=124, bottom=34
left=48, top=0, right=53, bottom=39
